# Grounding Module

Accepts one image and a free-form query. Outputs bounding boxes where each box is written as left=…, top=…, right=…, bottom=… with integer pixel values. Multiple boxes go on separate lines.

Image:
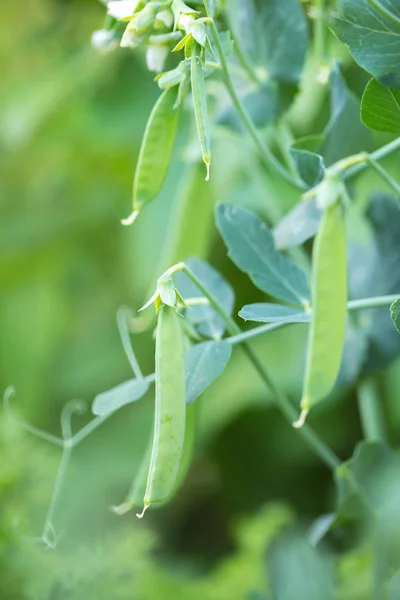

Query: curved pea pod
left=191, top=41, right=211, bottom=181
left=122, top=86, right=181, bottom=225
left=294, top=200, right=347, bottom=428
left=137, top=304, right=186, bottom=517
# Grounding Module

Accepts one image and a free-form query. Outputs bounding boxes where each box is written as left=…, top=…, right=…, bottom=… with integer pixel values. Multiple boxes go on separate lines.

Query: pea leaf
left=226, top=0, right=309, bottom=83
left=290, top=136, right=325, bottom=188
left=332, top=0, right=400, bottom=89
left=175, top=257, right=235, bottom=340
left=92, top=379, right=149, bottom=416
left=268, top=531, right=335, bottom=600
left=348, top=193, right=400, bottom=371
left=335, top=441, right=400, bottom=522
left=361, top=77, right=400, bottom=132
left=239, top=303, right=310, bottom=323
left=321, top=63, right=371, bottom=165
left=216, top=204, right=310, bottom=306
left=390, top=298, right=400, bottom=333
left=185, top=341, right=232, bottom=404
left=273, top=197, right=322, bottom=250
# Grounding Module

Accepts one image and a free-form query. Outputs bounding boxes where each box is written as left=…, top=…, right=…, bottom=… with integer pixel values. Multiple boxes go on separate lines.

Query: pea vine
left=6, top=3, right=400, bottom=584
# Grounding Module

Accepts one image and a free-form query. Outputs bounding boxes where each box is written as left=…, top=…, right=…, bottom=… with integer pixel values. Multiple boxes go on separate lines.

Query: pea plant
left=6, top=0, right=400, bottom=593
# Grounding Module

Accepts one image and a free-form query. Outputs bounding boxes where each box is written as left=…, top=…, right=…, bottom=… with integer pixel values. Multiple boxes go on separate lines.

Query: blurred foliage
left=2, top=0, right=400, bottom=598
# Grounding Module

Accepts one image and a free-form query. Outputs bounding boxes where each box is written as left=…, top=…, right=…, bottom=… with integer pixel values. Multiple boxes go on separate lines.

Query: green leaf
left=216, top=204, right=310, bottom=306
left=273, top=197, right=322, bottom=250
left=185, top=341, right=232, bottom=404
left=335, top=440, right=400, bottom=522
left=321, top=63, right=371, bottom=165
left=239, top=303, right=310, bottom=323
left=348, top=194, right=400, bottom=371
left=332, top=0, right=400, bottom=89
left=175, top=257, right=235, bottom=339
left=290, top=135, right=325, bottom=188
left=226, top=0, right=309, bottom=83
left=361, top=77, right=400, bottom=132
left=92, top=379, right=149, bottom=416
left=268, top=531, right=335, bottom=600
left=216, top=82, right=280, bottom=131
left=390, top=298, right=400, bottom=333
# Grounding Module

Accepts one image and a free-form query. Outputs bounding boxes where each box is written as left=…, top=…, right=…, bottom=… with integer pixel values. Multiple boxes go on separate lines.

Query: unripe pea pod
left=191, top=41, right=211, bottom=181
left=122, top=86, right=181, bottom=225
left=136, top=304, right=186, bottom=517
left=294, top=188, right=347, bottom=428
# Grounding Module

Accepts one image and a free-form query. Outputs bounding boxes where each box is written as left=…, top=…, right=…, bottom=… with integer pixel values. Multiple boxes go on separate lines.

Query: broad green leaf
left=348, top=194, right=400, bottom=371
left=268, top=531, right=335, bottom=600
left=290, top=136, right=325, bottom=188
left=389, top=571, right=400, bottom=600
left=175, top=257, right=235, bottom=339
left=216, top=204, right=310, bottom=306
left=361, top=78, right=400, bottom=132
left=390, top=298, right=400, bottom=333
left=332, top=0, right=400, bottom=89
left=321, top=63, right=371, bottom=165
left=239, top=303, right=310, bottom=323
left=273, top=197, right=322, bottom=250
left=92, top=379, right=149, bottom=416
left=226, top=0, right=309, bottom=83
left=185, top=341, right=232, bottom=404
left=335, top=441, right=400, bottom=524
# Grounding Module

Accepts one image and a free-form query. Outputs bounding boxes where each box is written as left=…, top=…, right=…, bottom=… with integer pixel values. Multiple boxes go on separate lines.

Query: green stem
left=314, top=0, right=328, bottom=62
left=357, top=378, right=387, bottom=442
left=172, top=262, right=340, bottom=469
left=348, top=294, right=399, bottom=311
left=364, top=154, right=400, bottom=199
left=343, top=137, right=400, bottom=182
left=230, top=32, right=260, bottom=84
left=203, top=1, right=305, bottom=190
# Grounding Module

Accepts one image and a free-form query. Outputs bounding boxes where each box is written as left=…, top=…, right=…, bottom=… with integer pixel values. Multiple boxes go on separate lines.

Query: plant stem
left=314, top=0, right=328, bottom=62
left=364, top=154, right=400, bottom=199
left=230, top=32, right=260, bottom=84
left=203, top=1, right=305, bottom=190
left=174, top=263, right=340, bottom=469
left=343, top=137, right=400, bottom=182
left=348, top=294, right=399, bottom=311
left=357, top=378, right=387, bottom=442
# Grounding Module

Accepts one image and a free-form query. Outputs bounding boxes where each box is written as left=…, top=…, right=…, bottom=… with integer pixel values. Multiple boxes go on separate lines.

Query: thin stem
left=343, top=137, right=400, bottom=182
left=117, top=306, right=144, bottom=379
left=175, top=263, right=340, bottom=469
left=357, top=378, right=387, bottom=442
left=42, top=443, right=72, bottom=548
left=365, top=154, right=400, bottom=199
left=231, top=32, right=260, bottom=84
left=314, top=0, right=328, bottom=62
left=203, top=1, right=305, bottom=190
left=348, top=294, right=399, bottom=311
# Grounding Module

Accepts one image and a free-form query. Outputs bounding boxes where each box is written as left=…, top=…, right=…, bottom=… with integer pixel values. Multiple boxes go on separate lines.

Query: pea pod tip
left=205, top=160, right=210, bottom=182
left=121, top=209, right=140, bottom=226
left=136, top=504, right=149, bottom=519
left=292, top=408, right=309, bottom=429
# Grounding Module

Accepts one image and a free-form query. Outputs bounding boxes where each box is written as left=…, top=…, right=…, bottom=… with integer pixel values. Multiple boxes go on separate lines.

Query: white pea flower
left=91, top=29, right=118, bottom=54
left=107, top=0, right=140, bottom=21
left=146, top=44, right=169, bottom=73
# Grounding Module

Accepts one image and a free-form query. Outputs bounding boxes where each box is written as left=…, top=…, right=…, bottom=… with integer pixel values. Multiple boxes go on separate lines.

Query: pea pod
left=191, top=41, right=211, bottom=181
left=137, top=304, right=186, bottom=517
left=294, top=199, right=347, bottom=427
left=122, top=86, right=181, bottom=225
left=112, top=402, right=197, bottom=515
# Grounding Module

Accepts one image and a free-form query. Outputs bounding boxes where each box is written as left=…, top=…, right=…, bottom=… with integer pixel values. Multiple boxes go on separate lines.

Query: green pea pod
left=191, top=41, right=211, bottom=181
left=122, top=86, right=181, bottom=225
left=294, top=200, right=347, bottom=428
left=111, top=403, right=197, bottom=515
left=137, top=304, right=186, bottom=517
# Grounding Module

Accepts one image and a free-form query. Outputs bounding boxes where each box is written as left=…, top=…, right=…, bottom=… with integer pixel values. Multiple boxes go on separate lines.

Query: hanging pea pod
left=122, top=86, right=181, bottom=225
left=112, top=402, right=197, bottom=515
left=136, top=304, right=186, bottom=517
left=294, top=176, right=347, bottom=428
left=191, top=41, right=211, bottom=181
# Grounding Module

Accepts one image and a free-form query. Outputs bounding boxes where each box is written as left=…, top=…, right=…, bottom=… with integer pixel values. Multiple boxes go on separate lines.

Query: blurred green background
left=2, top=1, right=400, bottom=598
